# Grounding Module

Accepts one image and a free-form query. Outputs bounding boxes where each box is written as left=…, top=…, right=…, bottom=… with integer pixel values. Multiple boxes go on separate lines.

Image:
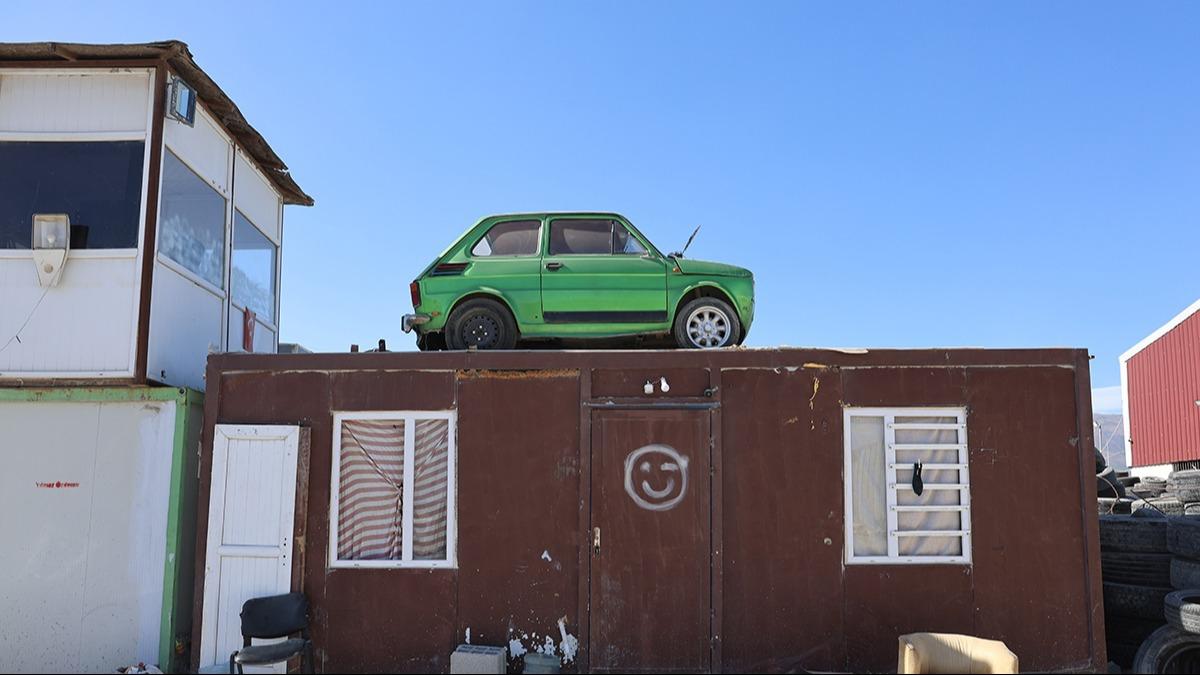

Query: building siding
left=1127, top=309, right=1200, bottom=466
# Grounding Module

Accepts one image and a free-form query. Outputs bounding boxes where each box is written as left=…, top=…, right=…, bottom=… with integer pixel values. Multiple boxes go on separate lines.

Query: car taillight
left=409, top=281, right=421, bottom=309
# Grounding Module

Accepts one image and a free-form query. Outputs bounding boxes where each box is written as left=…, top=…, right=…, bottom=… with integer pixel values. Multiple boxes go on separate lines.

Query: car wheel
left=674, top=297, right=740, bottom=349
left=446, top=298, right=517, bottom=350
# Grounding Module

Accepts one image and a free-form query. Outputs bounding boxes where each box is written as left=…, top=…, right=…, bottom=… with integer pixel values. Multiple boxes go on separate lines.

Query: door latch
left=593, top=526, right=601, bottom=555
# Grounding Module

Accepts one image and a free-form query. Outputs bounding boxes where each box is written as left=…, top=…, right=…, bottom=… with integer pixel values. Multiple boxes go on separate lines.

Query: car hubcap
left=462, top=315, right=500, bottom=348
left=686, top=307, right=731, bottom=348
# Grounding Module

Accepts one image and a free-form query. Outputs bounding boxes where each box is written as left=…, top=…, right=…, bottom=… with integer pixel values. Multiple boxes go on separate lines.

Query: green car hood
left=674, top=258, right=752, bottom=278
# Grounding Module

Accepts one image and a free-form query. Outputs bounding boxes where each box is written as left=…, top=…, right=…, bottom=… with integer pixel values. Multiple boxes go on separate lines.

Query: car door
left=540, top=217, right=668, bottom=324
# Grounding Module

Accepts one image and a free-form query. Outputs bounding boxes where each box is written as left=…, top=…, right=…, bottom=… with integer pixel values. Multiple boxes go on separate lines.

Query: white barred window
left=330, top=411, right=457, bottom=569
left=843, top=407, right=971, bottom=564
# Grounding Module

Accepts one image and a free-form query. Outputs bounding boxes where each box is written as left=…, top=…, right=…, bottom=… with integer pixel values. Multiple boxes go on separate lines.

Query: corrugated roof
left=0, top=40, right=313, bottom=206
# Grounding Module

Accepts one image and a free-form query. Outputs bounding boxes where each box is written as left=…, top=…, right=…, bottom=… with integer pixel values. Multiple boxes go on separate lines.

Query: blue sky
left=7, top=2, right=1199, bottom=409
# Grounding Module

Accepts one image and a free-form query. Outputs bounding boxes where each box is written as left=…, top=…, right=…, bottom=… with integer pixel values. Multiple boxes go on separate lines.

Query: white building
left=0, top=40, right=312, bottom=391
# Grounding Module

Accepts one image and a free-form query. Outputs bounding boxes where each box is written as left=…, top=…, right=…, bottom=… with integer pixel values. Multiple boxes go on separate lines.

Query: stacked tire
left=1100, top=514, right=1172, bottom=668
left=1130, top=518, right=1200, bottom=672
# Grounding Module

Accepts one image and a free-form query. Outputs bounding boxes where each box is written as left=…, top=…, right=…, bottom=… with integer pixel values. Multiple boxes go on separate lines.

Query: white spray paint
left=557, top=617, right=579, bottom=664
left=623, top=444, right=689, bottom=511
left=541, top=549, right=552, bottom=562
left=508, top=638, right=527, bottom=658
left=464, top=627, right=471, bottom=644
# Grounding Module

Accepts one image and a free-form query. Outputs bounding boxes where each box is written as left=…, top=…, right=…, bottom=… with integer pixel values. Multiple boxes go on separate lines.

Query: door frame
left=198, top=424, right=300, bottom=670
left=577, top=369, right=724, bottom=673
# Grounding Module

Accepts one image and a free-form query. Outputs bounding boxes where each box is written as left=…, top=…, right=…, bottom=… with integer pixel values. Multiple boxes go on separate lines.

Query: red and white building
left=1122, top=298, right=1200, bottom=473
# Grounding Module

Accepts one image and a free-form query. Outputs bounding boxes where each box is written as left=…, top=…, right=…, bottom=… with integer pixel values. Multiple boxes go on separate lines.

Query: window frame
left=842, top=406, right=972, bottom=566
left=329, top=410, right=458, bottom=570
left=468, top=219, right=543, bottom=259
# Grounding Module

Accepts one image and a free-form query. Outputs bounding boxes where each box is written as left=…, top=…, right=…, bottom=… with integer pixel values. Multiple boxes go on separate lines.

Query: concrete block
left=449, top=644, right=506, bottom=674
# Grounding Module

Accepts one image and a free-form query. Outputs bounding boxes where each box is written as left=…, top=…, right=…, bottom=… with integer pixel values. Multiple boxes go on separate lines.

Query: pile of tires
left=1100, top=514, right=1173, bottom=668
left=1128, top=517, right=1200, bottom=672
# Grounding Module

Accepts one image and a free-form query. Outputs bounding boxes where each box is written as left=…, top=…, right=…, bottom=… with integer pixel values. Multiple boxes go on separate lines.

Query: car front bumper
left=401, top=313, right=431, bottom=333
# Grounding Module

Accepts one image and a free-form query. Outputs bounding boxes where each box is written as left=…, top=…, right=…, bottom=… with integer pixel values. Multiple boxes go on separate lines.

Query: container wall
left=0, top=394, right=177, bottom=672
left=1126, top=309, right=1200, bottom=466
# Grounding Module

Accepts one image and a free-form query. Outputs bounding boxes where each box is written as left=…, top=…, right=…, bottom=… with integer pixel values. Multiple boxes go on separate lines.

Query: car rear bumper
left=401, top=313, right=431, bottom=333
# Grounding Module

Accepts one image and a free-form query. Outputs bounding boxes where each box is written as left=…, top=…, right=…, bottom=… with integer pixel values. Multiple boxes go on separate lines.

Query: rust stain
left=457, top=368, right=579, bottom=380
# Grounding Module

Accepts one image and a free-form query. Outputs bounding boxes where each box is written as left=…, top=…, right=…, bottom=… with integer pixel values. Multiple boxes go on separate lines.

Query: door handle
left=593, top=526, right=601, bottom=555
left=545, top=262, right=564, bottom=270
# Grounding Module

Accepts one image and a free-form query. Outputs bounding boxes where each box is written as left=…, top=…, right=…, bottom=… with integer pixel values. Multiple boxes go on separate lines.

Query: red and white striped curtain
left=412, top=419, right=449, bottom=560
left=338, top=420, right=405, bottom=560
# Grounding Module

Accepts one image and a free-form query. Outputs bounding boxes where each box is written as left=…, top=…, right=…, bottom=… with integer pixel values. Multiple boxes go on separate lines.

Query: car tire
left=1132, top=625, right=1200, bottom=673
left=1166, top=590, right=1200, bottom=635
left=1133, top=498, right=1186, bottom=517
left=1098, top=466, right=1126, bottom=498
left=445, top=298, right=517, bottom=351
left=1102, top=551, right=1172, bottom=587
left=1173, top=558, right=1200, bottom=591
left=673, top=297, right=741, bottom=349
left=1101, top=515, right=1170, bottom=553
left=1169, top=470, right=1200, bottom=503
left=1104, top=582, right=1173, bottom=620
left=1099, top=497, right=1133, bottom=515
left=1169, top=518, right=1200, bottom=559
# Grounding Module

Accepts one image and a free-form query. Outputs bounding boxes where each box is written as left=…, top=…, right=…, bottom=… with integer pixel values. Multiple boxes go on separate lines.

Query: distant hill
left=1095, top=413, right=1126, bottom=471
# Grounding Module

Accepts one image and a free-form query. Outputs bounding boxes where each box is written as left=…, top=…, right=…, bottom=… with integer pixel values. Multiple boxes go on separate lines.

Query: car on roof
left=402, top=212, right=754, bottom=350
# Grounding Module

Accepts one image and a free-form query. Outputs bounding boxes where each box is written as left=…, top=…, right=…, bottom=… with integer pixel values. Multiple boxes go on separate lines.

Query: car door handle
left=545, top=262, right=563, bottom=270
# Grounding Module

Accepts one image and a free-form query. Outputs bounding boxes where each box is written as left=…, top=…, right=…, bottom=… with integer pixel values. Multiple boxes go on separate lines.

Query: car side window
left=613, top=224, right=647, bottom=255
left=548, top=219, right=615, bottom=255
left=471, top=220, right=540, bottom=257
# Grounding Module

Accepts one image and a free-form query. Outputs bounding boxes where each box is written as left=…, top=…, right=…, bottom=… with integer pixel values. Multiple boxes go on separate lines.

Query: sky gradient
left=6, top=2, right=1198, bottom=408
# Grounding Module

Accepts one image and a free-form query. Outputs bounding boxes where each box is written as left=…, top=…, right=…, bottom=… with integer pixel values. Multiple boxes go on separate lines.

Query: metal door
left=198, top=425, right=299, bottom=672
left=589, top=409, right=712, bottom=673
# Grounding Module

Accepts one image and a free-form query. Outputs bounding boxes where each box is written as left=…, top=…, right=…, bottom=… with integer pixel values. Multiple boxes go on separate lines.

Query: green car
left=402, top=212, right=754, bottom=350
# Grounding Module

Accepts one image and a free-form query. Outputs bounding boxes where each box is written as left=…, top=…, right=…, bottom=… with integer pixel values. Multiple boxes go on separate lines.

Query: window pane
left=896, top=448, right=959, bottom=464
left=895, top=428, right=959, bottom=445
left=898, top=536, right=962, bottom=557
left=897, top=486, right=961, bottom=506
left=337, top=420, right=405, bottom=561
left=472, top=220, right=539, bottom=257
left=159, top=151, right=226, bottom=288
left=549, top=219, right=613, bottom=255
left=412, top=419, right=450, bottom=560
left=232, top=212, right=276, bottom=321
left=897, top=468, right=960, bottom=485
left=613, top=225, right=647, bottom=255
left=898, top=511, right=962, bottom=531
left=850, top=415, right=887, bottom=557
left=0, top=141, right=144, bottom=249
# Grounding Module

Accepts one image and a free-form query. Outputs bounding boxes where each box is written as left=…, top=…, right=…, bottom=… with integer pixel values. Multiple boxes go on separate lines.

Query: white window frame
left=843, top=406, right=972, bottom=565
left=329, top=410, right=458, bottom=570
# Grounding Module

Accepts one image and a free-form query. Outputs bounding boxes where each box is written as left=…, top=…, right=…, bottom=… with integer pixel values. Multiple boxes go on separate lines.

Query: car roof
left=482, top=211, right=627, bottom=221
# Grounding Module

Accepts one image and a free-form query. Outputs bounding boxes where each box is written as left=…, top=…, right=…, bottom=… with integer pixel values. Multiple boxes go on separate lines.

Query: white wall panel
left=233, top=152, right=281, bottom=242
left=147, top=261, right=224, bottom=391
left=0, top=399, right=175, bottom=672
left=163, top=106, right=231, bottom=196
left=0, top=253, right=138, bottom=377
left=0, top=71, right=151, bottom=134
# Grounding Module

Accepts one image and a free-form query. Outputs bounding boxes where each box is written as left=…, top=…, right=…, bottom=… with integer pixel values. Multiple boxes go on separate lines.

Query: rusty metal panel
left=1128, top=310, right=1200, bottom=466
left=590, top=367, right=711, bottom=398
left=720, top=368, right=846, bottom=673
left=455, top=370, right=583, bottom=666
left=966, top=366, right=1100, bottom=671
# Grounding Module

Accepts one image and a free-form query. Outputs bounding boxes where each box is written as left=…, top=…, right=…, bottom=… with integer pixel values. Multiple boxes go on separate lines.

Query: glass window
left=332, top=412, right=456, bottom=568
left=548, top=219, right=614, bottom=255
left=158, top=151, right=227, bottom=288
left=231, top=211, right=277, bottom=321
left=0, top=141, right=144, bottom=249
left=471, top=219, right=540, bottom=257
left=845, top=408, right=971, bottom=564
left=614, top=224, right=647, bottom=255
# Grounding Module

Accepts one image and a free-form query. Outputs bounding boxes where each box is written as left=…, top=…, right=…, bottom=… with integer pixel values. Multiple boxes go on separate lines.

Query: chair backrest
left=240, top=592, right=309, bottom=640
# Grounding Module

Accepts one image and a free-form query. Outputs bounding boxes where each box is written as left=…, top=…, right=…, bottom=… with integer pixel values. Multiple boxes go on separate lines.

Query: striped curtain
left=412, top=419, right=450, bottom=560
left=338, top=420, right=405, bottom=560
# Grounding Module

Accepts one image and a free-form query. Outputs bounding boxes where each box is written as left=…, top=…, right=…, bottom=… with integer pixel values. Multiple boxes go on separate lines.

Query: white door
left=199, top=425, right=299, bottom=672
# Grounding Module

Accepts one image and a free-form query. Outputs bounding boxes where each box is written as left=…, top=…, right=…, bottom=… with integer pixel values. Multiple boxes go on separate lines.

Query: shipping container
left=0, top=386, right=202, bottom=672
left=192, top=347, right=1104, bottom=673
left=1121, top=299, right=1200, bottom=469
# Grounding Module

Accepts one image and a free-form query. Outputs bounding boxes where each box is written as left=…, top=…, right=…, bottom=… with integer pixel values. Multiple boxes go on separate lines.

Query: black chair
left=229, top=592, right=314, bottom=674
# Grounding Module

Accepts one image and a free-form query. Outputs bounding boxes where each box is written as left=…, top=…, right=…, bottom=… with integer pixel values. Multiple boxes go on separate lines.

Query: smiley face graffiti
left=623, top=444, right=689, bottom=511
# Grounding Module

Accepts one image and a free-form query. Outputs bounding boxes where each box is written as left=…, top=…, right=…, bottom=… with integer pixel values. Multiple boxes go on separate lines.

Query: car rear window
left=549, top=219, right=615, bottom=255
left=471, top=219, right=540, bottom=257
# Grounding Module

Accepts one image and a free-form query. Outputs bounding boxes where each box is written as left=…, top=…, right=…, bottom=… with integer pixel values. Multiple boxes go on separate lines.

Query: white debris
left=536, top=635, right=556, bottom=655
left=557, top=617, right=579, bottom=663
left=465, top=627, right=471, bottom=644
left=541, top=549, right=552, bottom=562
left=508, top=638, right=527, bottom=658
